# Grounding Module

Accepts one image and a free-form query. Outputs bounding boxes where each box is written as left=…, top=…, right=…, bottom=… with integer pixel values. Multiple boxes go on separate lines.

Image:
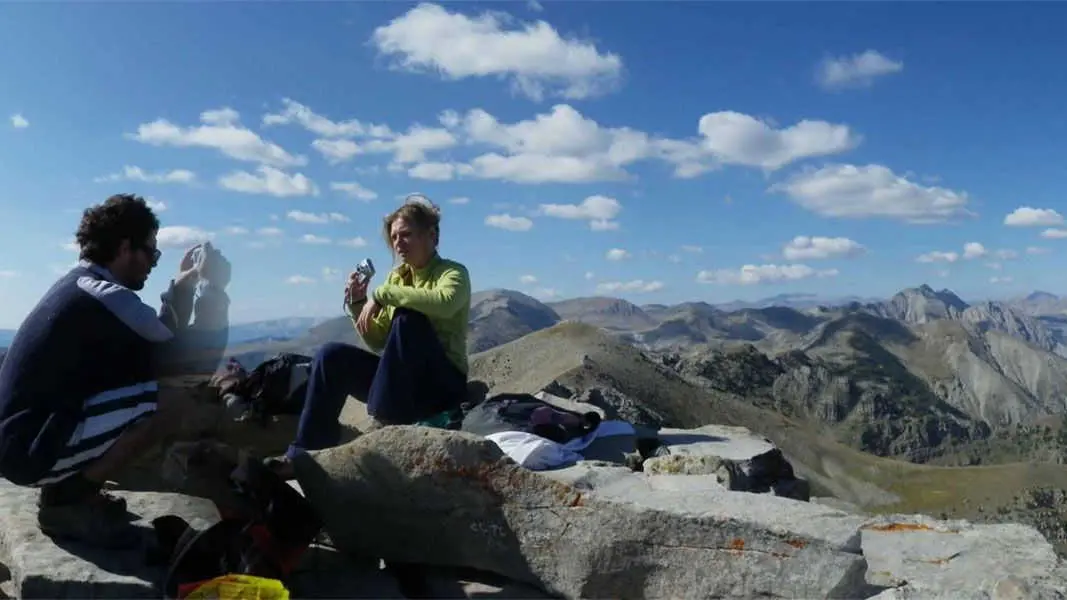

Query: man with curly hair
left=0, top=194, right=232, bottom=548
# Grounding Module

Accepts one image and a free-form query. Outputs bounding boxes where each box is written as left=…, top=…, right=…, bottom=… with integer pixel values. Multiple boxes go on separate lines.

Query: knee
left=391, top=308, right=430, bottom=329
left=315, top=342, right=350, bottom=365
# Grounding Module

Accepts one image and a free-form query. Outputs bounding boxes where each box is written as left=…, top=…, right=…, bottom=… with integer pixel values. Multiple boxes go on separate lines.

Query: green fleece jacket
left=352, top=254, right=471, bottom=374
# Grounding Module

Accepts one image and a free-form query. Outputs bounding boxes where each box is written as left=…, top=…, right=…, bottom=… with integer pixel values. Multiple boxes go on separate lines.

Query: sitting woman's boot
left=262, top=455, right=296, bottom=481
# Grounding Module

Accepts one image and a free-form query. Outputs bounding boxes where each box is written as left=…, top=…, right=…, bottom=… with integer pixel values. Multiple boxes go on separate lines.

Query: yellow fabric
left=352, top=254, right=471, bottom=374
left=182, top=574, right=289, bottom=600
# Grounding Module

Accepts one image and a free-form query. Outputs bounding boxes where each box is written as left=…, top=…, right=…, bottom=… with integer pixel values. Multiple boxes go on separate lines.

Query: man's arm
left=371, top=265, right=471, bottom=319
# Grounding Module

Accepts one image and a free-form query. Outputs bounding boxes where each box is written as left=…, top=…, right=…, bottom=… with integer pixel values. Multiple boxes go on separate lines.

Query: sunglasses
left=138, top=244, right=162, bottom=266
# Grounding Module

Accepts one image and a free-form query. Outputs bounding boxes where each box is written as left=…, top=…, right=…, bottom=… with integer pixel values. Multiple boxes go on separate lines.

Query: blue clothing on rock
left=0, top=261, right=229, bottom=487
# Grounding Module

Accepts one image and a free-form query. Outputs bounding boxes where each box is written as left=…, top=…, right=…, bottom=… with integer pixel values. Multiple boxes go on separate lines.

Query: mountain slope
left=468, top=289, right=560, bottom=353
left=466, top=321, right=1067, bottom=540
left=548, top=297, right=657, bottom=331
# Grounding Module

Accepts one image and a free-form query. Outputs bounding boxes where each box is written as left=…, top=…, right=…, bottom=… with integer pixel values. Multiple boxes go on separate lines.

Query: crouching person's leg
left=35, top=381, right=182, bottom=548
left=367, top=308, right=467, bottom=425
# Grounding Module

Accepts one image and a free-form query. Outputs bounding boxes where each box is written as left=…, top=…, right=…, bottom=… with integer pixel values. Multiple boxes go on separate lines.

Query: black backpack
left=151, top=456, right=323, bottom=599
left=230, top=353, right=313, bottom=423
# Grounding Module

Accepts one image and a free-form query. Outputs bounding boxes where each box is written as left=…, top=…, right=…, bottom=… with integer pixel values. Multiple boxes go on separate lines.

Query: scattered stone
left=292, top=426, right=876, bottom=599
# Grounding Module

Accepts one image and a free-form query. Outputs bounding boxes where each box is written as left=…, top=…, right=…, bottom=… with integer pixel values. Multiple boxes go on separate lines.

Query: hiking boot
left=39, top=476, right=129, bottom=518
left=37, top=500, right=143, bottom=549
left=263, top=455, right=296, bottom=481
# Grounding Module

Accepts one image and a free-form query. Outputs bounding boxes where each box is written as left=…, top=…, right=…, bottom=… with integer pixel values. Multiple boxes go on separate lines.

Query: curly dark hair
left=75, top=194, right=160, bottom=264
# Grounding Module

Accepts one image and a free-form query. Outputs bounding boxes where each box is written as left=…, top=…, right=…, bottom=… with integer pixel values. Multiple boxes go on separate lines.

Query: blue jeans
left=285, top=308, right=466, bottom=458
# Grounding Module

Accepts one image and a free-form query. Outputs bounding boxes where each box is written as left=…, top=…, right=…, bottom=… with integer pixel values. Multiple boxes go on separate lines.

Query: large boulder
left=291, top=426, right=876, bottom=599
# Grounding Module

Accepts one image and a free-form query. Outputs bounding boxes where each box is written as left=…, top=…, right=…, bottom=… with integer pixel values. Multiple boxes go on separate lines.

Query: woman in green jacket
left=269, top=197, right=471, bottom=478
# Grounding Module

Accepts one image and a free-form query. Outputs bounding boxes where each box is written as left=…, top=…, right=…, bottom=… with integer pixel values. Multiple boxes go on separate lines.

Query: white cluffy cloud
left=605, top=248, right=630, bottom=261
left=916, top=251, right=959, bottom=264
left=157, top=226, right=214, bottom=248
left=369, top=3, right=623, bottom=101
left=485, top=214, right=533, bottom=231
left=10, top=113, right=28, bottom=129
left=816, top=50, right=903, bottom=90
left=219, top=166, right=318, bottom=197
left=330, top=181, right=378, bottom=201
left=286, top=210, right=349, bottom=224
left=264, top=99, right=858, bottom=185
left=772, top=164, right=973, bottom=223
left=129, top=107, right=306, bottom=167
left=697, top=264, right=838, bottom=285
left=1004, top=206, right=1064, bottom=227
left=538, top=195, right=621, bottom=230
left=94, top=165, right=196, bottom=185
left=519, top=274, right=538, bottom=284
left=1041, top=228, right=1067, bottom=239
left=596, top=280, right=663, bottom=294
left=918, top=242, right=1019, bottom=264
left=286, top=275, right=317, bottom=285
left=782, top=236, right=865, bottom=261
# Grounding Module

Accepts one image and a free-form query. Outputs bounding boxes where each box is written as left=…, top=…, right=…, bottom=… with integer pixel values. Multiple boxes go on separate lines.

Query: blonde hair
left=383, top=194, right=442, bottom=256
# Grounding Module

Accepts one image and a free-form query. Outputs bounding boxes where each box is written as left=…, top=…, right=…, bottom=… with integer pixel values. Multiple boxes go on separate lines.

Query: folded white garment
left=486, top=420, right=636, bottom=470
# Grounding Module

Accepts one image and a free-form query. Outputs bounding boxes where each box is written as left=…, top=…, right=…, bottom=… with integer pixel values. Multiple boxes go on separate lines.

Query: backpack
left=229, top=353, right=313, bottom=423
left=459, top=393, right=602, bottom=444
left=152, top=456, right=323, bottom=599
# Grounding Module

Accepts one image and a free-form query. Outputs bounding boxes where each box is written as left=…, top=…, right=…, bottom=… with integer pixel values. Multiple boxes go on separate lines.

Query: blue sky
left=2, top=1, right=1067, bottom=328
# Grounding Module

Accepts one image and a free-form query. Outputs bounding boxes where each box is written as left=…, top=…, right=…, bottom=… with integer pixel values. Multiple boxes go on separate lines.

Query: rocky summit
left=1, top=377, right=1066, bottom=599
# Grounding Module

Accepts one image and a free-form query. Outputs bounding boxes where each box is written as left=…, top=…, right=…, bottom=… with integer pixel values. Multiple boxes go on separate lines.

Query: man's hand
left=356, top=298, right=383, bottom=336
left=174, top=245, right=202, bottom=288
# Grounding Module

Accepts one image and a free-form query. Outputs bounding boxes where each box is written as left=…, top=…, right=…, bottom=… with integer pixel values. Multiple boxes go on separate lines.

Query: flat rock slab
left=0, top=481, right=220, bottom=599
left=860, top=514, right=1067, bottom=598
left=656, top=424, right=777, bottom=461
left=293, top=426, right=875, bottom=599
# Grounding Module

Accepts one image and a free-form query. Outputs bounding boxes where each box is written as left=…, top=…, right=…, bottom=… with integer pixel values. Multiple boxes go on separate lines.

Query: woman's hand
left=345, top=269, right=371, bottom=305
left=356, top=298, right=383, bottom=335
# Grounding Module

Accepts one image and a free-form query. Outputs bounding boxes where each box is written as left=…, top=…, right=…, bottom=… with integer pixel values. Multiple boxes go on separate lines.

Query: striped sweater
left=0, top=261, right=229, bottom=485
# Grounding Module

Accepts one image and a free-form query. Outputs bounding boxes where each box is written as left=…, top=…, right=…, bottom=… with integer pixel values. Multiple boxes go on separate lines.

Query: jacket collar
left=78, top=259, right=119, bottom=283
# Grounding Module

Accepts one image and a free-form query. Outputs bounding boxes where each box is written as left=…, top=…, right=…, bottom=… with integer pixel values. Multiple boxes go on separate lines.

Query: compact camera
left=355, top=258, right=375, bottom=284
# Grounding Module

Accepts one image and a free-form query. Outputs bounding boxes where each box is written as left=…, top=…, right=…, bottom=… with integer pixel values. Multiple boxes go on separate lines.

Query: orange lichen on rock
left=728, top=538, right=745, bottom=551
left=863, top=522, right=957, bottom=534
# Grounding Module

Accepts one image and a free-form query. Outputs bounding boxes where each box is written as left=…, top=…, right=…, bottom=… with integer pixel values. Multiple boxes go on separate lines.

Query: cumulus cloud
left=286, top=275, right=317, bottom=285
left=219, top=166, right=318, bottom=197
left=695, top=111, right=860, bottom=171
left=538, top=195, right=621, bottom=230
left=596, top=279, right=663, bottom=294
left=782, top=236, right=865, bottom=261
left=330, top=181, right=378, bottom=201
left=1004, top=206, right=1064, bottom=227
left=605, top=248, right=630, bottom=261
left=286, top=210, right=349, bottom=224
left=1041, top=228, right=1067, bottom=239
left=916, top=251, right=959, bottom=264
left=157, top=226, right=214, bottom=248
left=1027, top=246, right=1050, bottom=255
left=300, top=234, right=332, bottom=245
left=989, top=276, right=1013, bottom=285
left=816, top=50, right=903, bottom=90
left=94, top=165, right=196, bottom=185
left=369, top=3, right=624, bottom=101
left=262, top=98, right=856, bottom=185
left=485, top=213, right=533, bottom=231
left=449, top=196, right=471, bottom=205
left=771, top=164, right=973, bottom=223
left=129, top=107, right=305, bottom=167
left=696, top=264, right=838, bottom=285
left=339, top=237, right=368, bottom=248
left=10, top=113, right=28, bottom=129
left=519, top=274, right=538, bottom=284
left=962, top=242, right=987, bottom=259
